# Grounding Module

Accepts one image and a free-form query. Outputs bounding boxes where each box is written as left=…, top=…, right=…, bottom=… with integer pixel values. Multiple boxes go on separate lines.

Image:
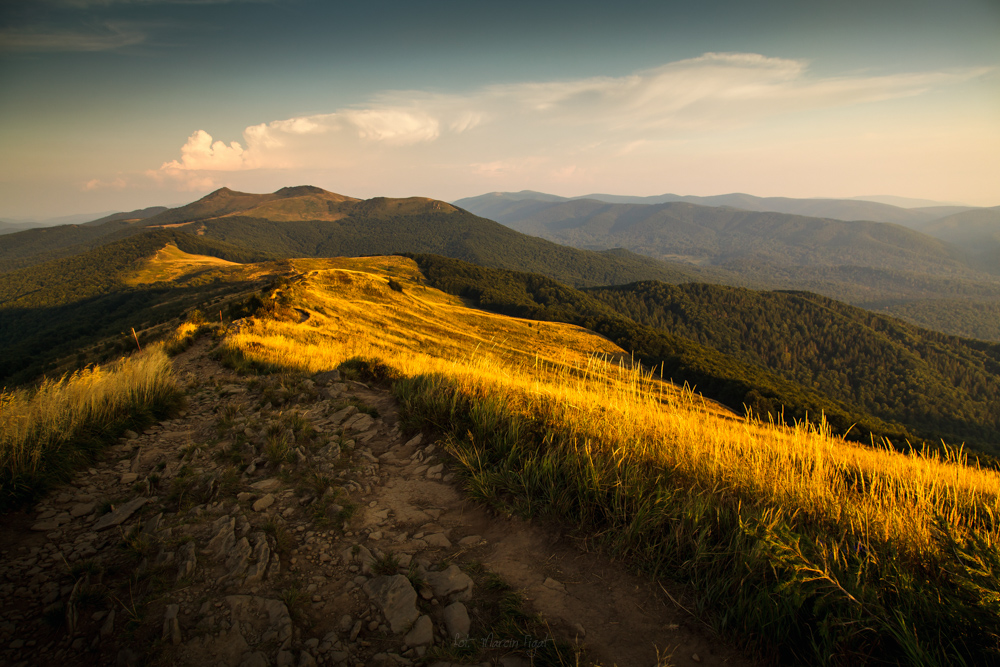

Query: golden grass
left=125, top=243, right=241, bottom=285
left=222, top=256, right=1000, bottom=560
left=0, top=346, right=177, bottom=503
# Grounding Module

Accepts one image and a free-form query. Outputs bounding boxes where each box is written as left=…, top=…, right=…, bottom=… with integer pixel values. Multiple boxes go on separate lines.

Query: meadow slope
left=218, top=255, right=1000, bottom=665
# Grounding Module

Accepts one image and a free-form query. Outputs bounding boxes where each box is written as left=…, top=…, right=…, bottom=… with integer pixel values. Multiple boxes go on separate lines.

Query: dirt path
left=0, top=338, right=752, bottom=667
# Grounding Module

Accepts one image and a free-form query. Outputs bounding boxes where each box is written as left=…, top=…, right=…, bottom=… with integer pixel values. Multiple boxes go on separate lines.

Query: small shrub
left=371, top=551, right=401, bottom=576
left=119, top=525, right=154, bottom=562
left=264, top=429, right=291, bottom=466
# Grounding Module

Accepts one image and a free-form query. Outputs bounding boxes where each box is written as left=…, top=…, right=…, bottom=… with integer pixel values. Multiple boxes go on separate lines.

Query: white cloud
left=158, top=53, right=990, bottom=184
left=83, top=176, right=128, bottom=190
left=339, top=109, right=440, bottom=145
left=161, top=130, right=249, bottom=171
left=465, top=52, right=985, bottom=131
left=162, top=109, right=444, bottom=173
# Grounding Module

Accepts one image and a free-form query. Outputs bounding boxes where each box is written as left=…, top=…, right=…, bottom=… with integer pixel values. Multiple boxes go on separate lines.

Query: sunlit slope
left=226, top=255, right=651, bottom=388
left=125, top=243, right=241, bottom=285
left=223, top=255, right=1000, bottom=663
left=225, top=256, right=999, bottom=551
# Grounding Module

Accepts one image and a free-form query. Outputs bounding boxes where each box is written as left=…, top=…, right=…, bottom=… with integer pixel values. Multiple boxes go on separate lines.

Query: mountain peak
left=274, top=185, right=330, bottom=198
left=200, top=187, right=244, bottom=200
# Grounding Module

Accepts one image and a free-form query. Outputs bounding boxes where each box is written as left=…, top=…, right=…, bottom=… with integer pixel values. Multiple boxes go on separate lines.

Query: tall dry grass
left=220, top=257, right=1000, bottom=664
left=0, top=346, right=179, bottom=507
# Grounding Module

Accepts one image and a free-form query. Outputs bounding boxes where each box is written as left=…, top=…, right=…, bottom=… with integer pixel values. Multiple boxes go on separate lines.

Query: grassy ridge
left=218, top=256, right=1000, bottom=664
left=409, top=253, right=919, bottom=450
left=0, top=346, right=180, bottom=509
left=396, top=373, right=1000, bottom=664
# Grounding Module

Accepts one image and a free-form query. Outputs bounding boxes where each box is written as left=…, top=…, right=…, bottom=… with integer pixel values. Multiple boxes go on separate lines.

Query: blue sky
left=1, top=0, right=998, bottom=218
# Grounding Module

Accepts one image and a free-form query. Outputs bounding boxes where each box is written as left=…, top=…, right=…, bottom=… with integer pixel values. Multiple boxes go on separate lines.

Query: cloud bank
left=161, top=54, right=985, bottom=174
left=154, top=53, right=992, bottom=197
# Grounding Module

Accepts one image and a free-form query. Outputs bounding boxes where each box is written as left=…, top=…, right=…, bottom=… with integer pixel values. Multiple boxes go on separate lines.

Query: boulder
left=425, top=565, right=473, bottom=601
left=362, top=575, right=419, bottom=634
left=442, top=602, right=470, bottom=639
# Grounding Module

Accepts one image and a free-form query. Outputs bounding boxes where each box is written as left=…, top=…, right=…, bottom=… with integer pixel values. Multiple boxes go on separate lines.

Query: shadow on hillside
left=0, top=279, right=261, bottom=387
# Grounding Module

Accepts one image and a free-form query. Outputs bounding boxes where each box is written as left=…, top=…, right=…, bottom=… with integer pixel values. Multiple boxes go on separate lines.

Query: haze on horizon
left=1, top=0, right=998, bottom=220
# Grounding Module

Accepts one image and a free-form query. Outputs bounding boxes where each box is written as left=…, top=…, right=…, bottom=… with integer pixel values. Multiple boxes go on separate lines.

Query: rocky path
left=0, top=338, right=751, bottom=667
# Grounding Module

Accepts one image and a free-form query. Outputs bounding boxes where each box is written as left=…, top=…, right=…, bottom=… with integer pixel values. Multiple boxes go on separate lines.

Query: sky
left=1, top=0, right=998, bottom=219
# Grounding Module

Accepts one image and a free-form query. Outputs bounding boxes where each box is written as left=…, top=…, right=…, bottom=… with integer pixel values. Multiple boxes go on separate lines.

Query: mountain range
left=3, top=184, right=1000, bottom=456
left=454, top=190, right=979, bottom=228
left=454, top=190, right=1000, bottom=340
left=454, top=190, right=1000, bottom=260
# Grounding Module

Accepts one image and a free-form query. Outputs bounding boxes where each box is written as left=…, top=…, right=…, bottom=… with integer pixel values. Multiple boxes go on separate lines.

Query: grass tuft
left=0, top=345, right=180, bottom=510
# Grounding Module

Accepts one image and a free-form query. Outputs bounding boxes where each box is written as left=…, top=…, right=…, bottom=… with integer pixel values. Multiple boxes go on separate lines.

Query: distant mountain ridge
left=83, top=206, right=170, bottom=226
left=455, top=195, right=976, bottom=274
left=0, top=185, right=706, bottom=289
left=0, top=220, right=47, bottom=236
left=455, top=190, right=981, bottom=227
left=453, top=190, right=1000, bottom=340
left=848, top=194, right=969, bottom=208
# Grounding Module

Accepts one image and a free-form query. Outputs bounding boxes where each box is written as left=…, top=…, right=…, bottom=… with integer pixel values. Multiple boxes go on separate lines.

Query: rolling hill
left=454, top=192, right=1000, bottom=339
left=5, top=184, right=1000, bottom=455
left=454, top=190, right=979, bottom=227
left=919, top=206, right=1000, bottom=257
left=411, top=254, right=1000, bottom=457
left=1, top=186, right=703, bottom=289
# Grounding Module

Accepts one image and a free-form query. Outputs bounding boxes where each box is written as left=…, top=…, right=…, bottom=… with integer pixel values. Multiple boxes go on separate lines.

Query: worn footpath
left=0, top=338, right=750, bottom=667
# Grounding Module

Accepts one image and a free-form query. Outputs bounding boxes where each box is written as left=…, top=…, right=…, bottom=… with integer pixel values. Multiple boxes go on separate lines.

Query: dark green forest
left=586, top=282, right=1000, bottom=448
left=0, top=231, right=269, bottom=385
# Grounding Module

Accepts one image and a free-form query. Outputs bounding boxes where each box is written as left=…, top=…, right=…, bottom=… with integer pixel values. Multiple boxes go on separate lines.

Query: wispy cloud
left=158, top=53, right=990, bottom=178
left=52, top=0, right=267, bottom=6
left=83, top=177, right=128, bottom=190
left=0, top=23, right=145, bottom=52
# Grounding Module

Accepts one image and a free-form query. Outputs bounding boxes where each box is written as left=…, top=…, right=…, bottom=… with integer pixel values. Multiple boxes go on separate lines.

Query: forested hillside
left=586, top=282, right=1000, bottom=449
left=469, top=198, right=972, bottom=272
left=0, top=231, right=269, bottom=384
left=409, top=253, right=1000, bottom=457
left=455, top=194, right=1000, bottom=340
left=1, top=187, right=700, bottom=289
